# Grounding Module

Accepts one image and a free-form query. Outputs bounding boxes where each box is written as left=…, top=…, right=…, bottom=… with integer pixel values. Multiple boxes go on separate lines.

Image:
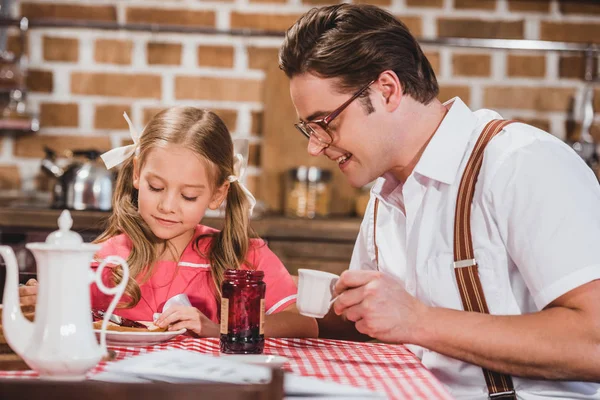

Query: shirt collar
left=371, top=97, right=477, bottom=200
left=413, top=97, right=477, bottom=185
left=372, top=172, right=400, bottom=197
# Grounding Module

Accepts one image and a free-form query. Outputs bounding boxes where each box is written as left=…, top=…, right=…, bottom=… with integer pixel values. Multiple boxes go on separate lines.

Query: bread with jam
left=92, top=320, right=167, bottom=333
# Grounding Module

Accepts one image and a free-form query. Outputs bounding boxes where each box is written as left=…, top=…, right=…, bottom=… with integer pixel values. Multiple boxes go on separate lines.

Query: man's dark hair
left=279, top=4, right=439, bottom=105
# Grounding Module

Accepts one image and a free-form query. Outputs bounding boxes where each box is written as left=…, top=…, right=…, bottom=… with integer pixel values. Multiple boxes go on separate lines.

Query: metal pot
left=41, top=147, right=115, bottom=211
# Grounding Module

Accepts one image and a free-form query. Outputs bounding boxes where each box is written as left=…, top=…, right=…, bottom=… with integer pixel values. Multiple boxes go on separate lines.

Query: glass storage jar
left=285, top=166, right=332, bottom=218
left=220, top=269, right=266, bottom=354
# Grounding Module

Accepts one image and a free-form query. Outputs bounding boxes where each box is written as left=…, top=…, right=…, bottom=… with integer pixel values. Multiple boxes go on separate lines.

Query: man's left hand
left=332, top=270, right=428, bottom=343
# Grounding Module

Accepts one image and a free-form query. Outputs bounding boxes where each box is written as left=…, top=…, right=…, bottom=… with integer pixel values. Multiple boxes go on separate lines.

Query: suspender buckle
left=489, top=390, right=516, bottom=399
left=453, top=258, right=477, bottom=268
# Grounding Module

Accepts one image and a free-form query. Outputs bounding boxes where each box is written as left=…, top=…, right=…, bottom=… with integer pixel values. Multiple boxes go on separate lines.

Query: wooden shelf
left=0, top=207, right=361, bottom=276
left=0, top=207, right=362, bottom=241
left=0, top=116, right=39, bottom=133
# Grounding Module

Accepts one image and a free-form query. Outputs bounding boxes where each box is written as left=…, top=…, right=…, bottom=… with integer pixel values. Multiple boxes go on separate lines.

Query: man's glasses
left=294, top=80, right=375, bottom=148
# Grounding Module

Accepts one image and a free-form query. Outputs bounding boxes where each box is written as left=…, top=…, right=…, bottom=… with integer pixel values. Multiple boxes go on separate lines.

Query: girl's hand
left=155, top=305, right=219, bottom=338
left=18, top=279, right=38, bottom=306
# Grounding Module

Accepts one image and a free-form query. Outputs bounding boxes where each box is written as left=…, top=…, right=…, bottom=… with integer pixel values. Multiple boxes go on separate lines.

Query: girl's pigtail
left=94, top=156, right=160, bottom=308
left=208, top=181, right=252, bottom=301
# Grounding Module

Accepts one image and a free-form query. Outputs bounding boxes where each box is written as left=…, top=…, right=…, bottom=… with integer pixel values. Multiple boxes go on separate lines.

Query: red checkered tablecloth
left=0, top=337, right=454, bottom=400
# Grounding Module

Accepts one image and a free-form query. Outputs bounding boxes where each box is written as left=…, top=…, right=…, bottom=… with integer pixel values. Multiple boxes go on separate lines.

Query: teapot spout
left=0, top=246, right=33, bottom=357
left=41, top=146, right=64, bottom=178
left=41, top=159, right=64, bottom=178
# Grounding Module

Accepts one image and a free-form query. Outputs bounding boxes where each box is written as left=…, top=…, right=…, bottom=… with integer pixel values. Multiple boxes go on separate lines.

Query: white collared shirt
left=349, top=97, right=600, bottom=399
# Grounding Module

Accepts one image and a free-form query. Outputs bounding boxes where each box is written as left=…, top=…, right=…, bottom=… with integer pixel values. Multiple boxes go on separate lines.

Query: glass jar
left=285, top=166, right=332, bottom=218
left=220, top=269, right=266, bottom=354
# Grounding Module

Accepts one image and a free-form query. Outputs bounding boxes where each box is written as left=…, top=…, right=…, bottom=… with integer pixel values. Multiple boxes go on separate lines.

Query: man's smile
left=336, top=153, right=353, bottom=165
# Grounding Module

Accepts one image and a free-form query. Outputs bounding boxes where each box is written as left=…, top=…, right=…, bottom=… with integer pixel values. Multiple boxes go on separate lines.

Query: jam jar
left=220, top=269, right=266, bottom=354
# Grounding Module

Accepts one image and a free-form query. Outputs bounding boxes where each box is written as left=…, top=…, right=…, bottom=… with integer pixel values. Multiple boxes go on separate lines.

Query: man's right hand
left=317, top=305, right=372, bottom=342
left=19, top=279, right=38, bottom=306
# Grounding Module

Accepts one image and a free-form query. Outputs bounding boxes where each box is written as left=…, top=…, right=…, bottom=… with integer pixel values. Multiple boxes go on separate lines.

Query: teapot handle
left=93, top=255, right=130, bottom=356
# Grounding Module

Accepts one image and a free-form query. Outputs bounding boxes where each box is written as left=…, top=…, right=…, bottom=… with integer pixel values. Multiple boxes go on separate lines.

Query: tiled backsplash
left=0, top=0, right=599, bottom=196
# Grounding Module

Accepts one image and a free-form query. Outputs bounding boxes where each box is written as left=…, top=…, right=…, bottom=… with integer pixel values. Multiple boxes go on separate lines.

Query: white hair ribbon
left=227, top=153, right=257, bottom=217
left=100, top=112, right=140, bottom=170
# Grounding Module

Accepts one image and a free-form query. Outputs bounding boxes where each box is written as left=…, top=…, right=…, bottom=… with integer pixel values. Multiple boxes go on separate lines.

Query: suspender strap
left=374, top=197, right=380, bottom=268
left=370, top=119, right=517, bottom=398
left=454, top=119, right=517, bottom=400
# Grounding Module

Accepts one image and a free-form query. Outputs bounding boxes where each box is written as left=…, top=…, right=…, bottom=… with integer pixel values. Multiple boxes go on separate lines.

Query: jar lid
left=288, top=166, right=331, bottom=182
left=224, top=269, right=264, bottom=280
left=307, top=167, right=331, bottom=182
left=288, top=166, right=308, bottom=182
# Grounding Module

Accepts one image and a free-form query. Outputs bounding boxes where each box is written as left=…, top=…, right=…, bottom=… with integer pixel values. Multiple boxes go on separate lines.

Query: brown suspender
left=453, top=119, right=516, bottom=399
left=372, top=119, right=516, bottom=399
left=373, top=197, right=380, bottom=267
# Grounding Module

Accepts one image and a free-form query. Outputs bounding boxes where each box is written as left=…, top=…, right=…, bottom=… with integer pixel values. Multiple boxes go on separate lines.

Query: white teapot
left=1, top=210, right=129, bottom=380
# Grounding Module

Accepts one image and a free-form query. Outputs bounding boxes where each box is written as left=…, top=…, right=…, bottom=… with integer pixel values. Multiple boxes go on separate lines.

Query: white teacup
left=297, top=269, right=340, bottom=318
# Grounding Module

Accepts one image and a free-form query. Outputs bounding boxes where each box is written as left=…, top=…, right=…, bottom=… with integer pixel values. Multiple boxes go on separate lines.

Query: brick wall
left=1, top=0, right=599, bottom=196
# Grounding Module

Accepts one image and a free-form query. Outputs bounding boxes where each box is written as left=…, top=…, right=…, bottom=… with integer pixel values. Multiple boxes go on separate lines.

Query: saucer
left=221, top=354, right=289, bottom=367
left=95, top=328, right=186, bottom=347
left=94, top=321, right=186, bottom=347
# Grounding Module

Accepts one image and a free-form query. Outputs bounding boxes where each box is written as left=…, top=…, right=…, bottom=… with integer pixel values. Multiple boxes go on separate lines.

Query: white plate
left=94, top=324, right=186, bottom=347
left=220, top=354, right=289, bottom=367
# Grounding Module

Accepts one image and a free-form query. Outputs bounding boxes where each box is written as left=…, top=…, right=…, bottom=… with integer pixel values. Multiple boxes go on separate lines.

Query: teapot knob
left=46, top=210, right=83, bottom=246
left=58, top=209, right=73, bottom=231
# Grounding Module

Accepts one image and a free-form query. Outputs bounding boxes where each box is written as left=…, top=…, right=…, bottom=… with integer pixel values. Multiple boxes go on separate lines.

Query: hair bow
left=227, top=153, right=257, bottom=217
left=100, top=112, right=140, bottom=170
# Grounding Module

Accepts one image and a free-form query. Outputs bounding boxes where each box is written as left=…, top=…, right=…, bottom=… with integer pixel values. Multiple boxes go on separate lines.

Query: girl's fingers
left=156, top=306, right=200, bottom=327
left=19, top=283, right=38, bottom=306
left=168, top=321, right=191, bottom=332
left=19, top=285, right=37, bottom=297
left=157, top=311, right=182, bottom=327
left=155, top=307, right=179, bottom=326
left=157, top=309, right=198, bottom=328
left=19, top=295, right=37, bottom=306
left=156, top=305, right=183, bottom=321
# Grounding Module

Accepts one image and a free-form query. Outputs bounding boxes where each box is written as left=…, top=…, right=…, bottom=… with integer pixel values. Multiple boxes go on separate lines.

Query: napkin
left=92, top=349, right=385, bottom=398
left=153, top=293, right=192, bottom=322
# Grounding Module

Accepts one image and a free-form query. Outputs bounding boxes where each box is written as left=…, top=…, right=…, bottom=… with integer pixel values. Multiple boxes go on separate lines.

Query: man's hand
left=332, top=270, right=427, bottom=343
left=18, top=279, right=38, bottom=306
left=155, top=305, right=219, bottom=338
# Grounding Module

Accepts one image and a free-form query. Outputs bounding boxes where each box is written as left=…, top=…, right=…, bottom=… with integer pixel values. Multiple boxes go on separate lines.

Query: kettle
left=0, top=210, right=129, bottom=380
left=41, top=147, right=116, bottom=211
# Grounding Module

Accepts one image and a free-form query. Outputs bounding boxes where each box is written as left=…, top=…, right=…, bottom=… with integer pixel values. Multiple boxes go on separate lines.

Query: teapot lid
left=46, top=210, right=83, bottom=246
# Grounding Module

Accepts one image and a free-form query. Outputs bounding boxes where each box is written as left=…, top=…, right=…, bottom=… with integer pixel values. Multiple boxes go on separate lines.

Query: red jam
left=220, top=269, right=266, bottom=354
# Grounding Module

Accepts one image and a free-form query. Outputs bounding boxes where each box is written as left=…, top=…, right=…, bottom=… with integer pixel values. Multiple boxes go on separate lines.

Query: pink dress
left=91, top=225, right=297, bottom=323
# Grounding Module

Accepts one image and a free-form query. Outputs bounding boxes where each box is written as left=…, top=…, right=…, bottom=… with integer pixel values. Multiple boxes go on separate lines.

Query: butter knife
left=91, top=308, right=149, bottom=329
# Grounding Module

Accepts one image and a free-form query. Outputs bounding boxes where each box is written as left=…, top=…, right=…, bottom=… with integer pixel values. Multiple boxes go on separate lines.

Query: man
left=279, top=4, right=600, bottom=399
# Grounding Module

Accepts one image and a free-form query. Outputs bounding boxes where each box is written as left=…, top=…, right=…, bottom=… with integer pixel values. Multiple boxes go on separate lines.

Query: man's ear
left=376, top=70, right=403, bottom=112
left=209, top=181, right=230, bottom=210
left=132, top=157, right=140, bottom=190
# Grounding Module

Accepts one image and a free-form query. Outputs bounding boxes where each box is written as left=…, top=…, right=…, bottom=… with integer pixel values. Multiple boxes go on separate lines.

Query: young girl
left=20, top=106, right=317, bottom=338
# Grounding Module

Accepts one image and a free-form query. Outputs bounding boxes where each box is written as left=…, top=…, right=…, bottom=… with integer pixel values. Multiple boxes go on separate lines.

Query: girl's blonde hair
left=95, top=106, right=254, bottom=307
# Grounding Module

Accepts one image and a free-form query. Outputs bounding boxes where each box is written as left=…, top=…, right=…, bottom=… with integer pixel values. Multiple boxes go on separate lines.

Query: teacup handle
left=329, top=277, right=340, bottom=306
left=329, top=296, right=339, bottom=307
left=92, top=255, right=130, bottom=356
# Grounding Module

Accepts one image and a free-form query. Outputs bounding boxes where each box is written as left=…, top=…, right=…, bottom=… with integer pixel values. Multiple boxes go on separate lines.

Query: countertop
left=0, top=207, right=363, bottom=242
